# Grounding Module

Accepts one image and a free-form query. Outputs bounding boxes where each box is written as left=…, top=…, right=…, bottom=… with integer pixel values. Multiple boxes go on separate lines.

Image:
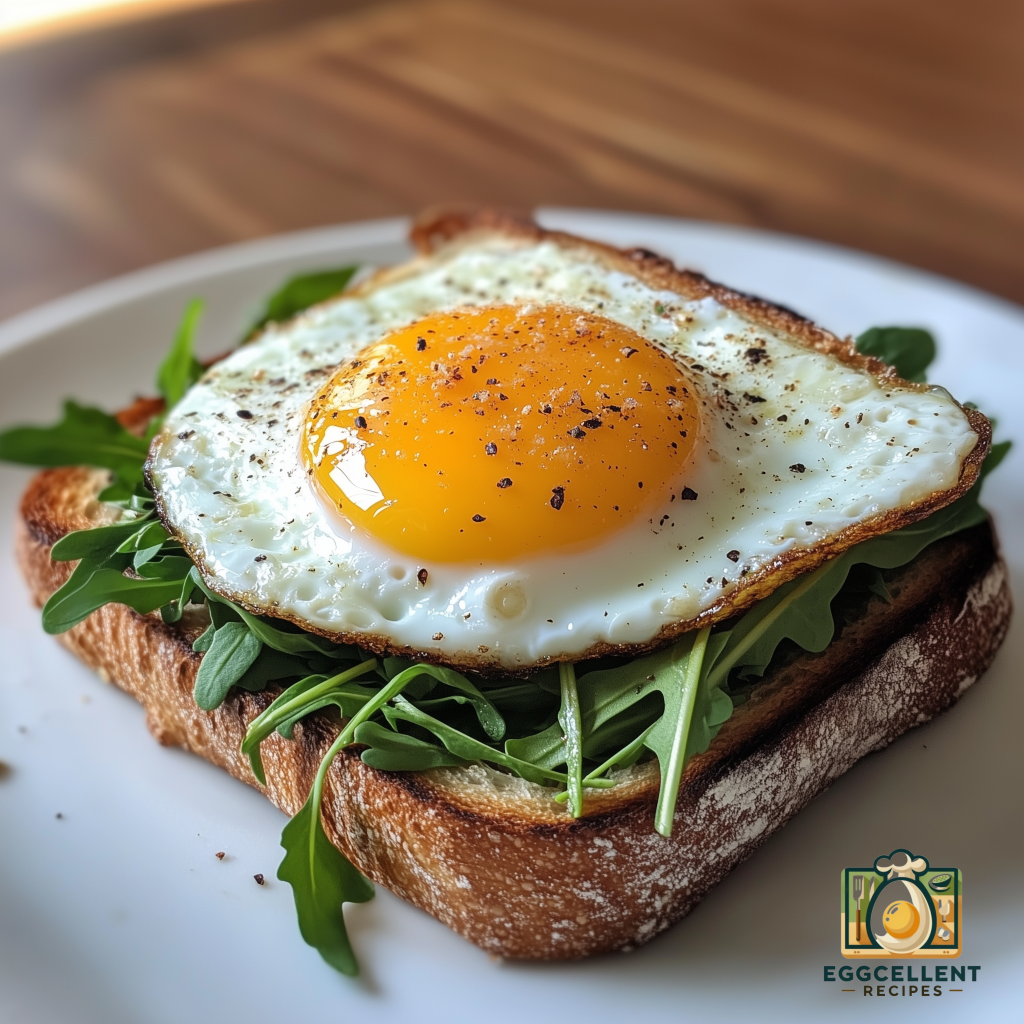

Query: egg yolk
left=882, top=901, right=921, bottom=940
left=302, top=305, right=700, bottom=563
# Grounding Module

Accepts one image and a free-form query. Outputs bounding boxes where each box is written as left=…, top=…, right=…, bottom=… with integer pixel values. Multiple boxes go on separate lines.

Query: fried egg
left=148, top=227, right=983, bottom=670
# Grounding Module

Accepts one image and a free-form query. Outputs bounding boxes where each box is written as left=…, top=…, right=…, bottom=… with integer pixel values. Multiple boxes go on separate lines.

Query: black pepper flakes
left=790, top=463, right=806, bottom=473
left=472, top=514, right=486, bottom=522
left=254, top=874, right=265, bottom=886
left=215, top=852, right=226, bottom=860
left=743, top=392, right=766, bottom=403
left=777, top=414, right=788, bottom=422
left=236, top=409, right=253, bottom=419
left=416, top=337, right=427, bottom=350
left=354, top=415, right=367, bottom=428
left=497, top=477, right=513, bottom=488
left=485, top=442, right=498, bottom=455
left=726, top=550, right=740, bottom=562
left=177, top=429, right=195, bottom=440
left=568, top=426, right=587, bottom=439
left=550, top=486, right=565, bottom=510
left=417, top=568, right=428, bottom=585
left=254, top=554, right=267, bottom=563
left=582, top=418, right=602, bottom=429
left=681, top=487, right=698, bottom=500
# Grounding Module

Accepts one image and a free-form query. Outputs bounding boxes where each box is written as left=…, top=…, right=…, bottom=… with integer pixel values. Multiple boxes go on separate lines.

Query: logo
left=841, top=849, right=961, bottom=958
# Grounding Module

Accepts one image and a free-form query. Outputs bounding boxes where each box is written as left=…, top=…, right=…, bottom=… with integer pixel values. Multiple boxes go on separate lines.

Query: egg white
left=149, top=236, right=978, bottom=668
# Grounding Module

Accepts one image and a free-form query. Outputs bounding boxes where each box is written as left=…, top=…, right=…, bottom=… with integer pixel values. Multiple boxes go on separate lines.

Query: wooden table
left=1, top=0, right=1022, bottom=321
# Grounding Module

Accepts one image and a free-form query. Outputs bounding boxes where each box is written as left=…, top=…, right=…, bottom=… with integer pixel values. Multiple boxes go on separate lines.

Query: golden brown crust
left=147, top=208, right=992, bottom=675
left=15, top=462, right=1011, bottom=957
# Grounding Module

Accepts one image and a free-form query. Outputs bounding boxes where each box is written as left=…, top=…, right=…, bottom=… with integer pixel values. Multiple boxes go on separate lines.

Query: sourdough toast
left=16, top=459, right=1011, bottom=958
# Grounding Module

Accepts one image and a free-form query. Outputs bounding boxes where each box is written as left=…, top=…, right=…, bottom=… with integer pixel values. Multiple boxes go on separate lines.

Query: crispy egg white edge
left=149, top=237, right=977, bottom=668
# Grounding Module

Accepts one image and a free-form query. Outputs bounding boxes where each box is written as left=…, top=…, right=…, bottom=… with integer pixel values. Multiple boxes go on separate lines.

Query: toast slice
left=16, top=459, right=1011, bottom=959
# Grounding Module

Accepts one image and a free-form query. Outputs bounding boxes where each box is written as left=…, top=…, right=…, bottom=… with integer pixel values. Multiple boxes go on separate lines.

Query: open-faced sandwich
left=1, top=209, right=1011, bottom=975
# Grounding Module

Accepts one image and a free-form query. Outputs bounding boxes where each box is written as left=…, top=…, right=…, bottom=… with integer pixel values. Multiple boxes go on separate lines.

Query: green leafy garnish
left=0, top=401, right=148, bottom=490
left=193, top=621, right=263, bottom=711
left=241, top=660, right=378, bottom=784
left=246, top=267, right=358, bottom=339
left=278, top=789, right=375, bottom=977
left=856, top=326, right=936, bottom=382
left=0, top=300, right=1010, bottom=977
left=558, top=663, right=584, bottom=817
left=647, top=627, right=711, bottom=835
left=354, top=720, right=469, bottom=771
left=277, top=666, right=423, bottom=975
left=157, top=299, right=205, bottom=408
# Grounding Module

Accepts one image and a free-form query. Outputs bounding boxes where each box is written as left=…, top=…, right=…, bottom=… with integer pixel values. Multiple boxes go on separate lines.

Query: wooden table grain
left=1, top=0, right=1022, bottom=320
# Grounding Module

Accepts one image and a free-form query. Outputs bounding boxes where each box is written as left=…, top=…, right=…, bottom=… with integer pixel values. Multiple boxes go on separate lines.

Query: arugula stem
left=245, top=658, right=377, bottom=742
left=305, top=670, right=418, bottom=885
left=654, top=626, right=710, bottom=837
left=558, top=662, right=584, bottom=818
left=705, top=569, right=826, bottom=691
left=553, top=723, right=655, bottom=804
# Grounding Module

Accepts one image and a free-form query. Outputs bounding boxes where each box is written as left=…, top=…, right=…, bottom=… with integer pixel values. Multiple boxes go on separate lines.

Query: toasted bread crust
left=16, top=462, right=1011, bottom=958
left=149, top=210, right=993, bottom=675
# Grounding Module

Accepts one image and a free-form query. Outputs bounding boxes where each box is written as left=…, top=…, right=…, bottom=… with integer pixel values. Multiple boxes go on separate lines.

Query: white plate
left=1, top=211, right=1021, bottom=1023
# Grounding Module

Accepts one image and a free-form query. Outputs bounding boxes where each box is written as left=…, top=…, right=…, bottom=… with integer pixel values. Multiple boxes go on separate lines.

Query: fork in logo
left=853, top=875, right=864, bottom=942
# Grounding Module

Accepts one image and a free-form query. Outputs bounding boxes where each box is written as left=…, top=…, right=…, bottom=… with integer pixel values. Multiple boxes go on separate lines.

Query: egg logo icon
left=867, top=851, right=934, bottom=954
left=840, top=850, right=962, bottom=958
left=882, top=900, right=920, bottom=940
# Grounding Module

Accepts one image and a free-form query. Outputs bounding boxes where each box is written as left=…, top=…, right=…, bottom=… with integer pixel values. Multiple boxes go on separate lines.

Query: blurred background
left=0, top=0, right=1021, bottom=321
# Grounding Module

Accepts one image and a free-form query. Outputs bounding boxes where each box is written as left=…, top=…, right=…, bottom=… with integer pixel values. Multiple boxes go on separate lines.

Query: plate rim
left=4, top=208, right=1024, bottom=366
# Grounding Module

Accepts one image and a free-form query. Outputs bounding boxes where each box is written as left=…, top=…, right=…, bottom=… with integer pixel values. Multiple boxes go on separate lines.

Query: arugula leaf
left=503, top=720, right=564, bottom=769
left=375, top=700, right=615, bottom=791
left=157, top=299, right=205, bottom=409
left=233, top=646, right=310, bottom=693
left=188, top=568, right=358, bottom=661
left=556, top=627, right=729, bottom=833
left=193, top=621, right=262, bottom=711
left=416, top=665, right=505, bottom=741
left=855, top=326, right=936, bottom=382
left=50, top=517, right=151, bottom=561
left=42, top=565, right=186, bottom=634
left=0, top=401, right=148, bottom=482
left=247, top=267, right=358, bottom=339
left=241, top=661, right=378, bottom=783
left=355, top=721, right=468, bottom=771
left=136, top=555, right=193, bottom=580
left=554, top=725, right=655, bottom=803
left=706, top=478, right=993, bottom=691
left=277, top=666, right=421, bottom=975
left=159, top=570, right=201, bottom=625
left=646, top=627, right=711, bottom=835
left=384, top=697, right=568, bottom=786
left=278, top=790, right=374, bottom=977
